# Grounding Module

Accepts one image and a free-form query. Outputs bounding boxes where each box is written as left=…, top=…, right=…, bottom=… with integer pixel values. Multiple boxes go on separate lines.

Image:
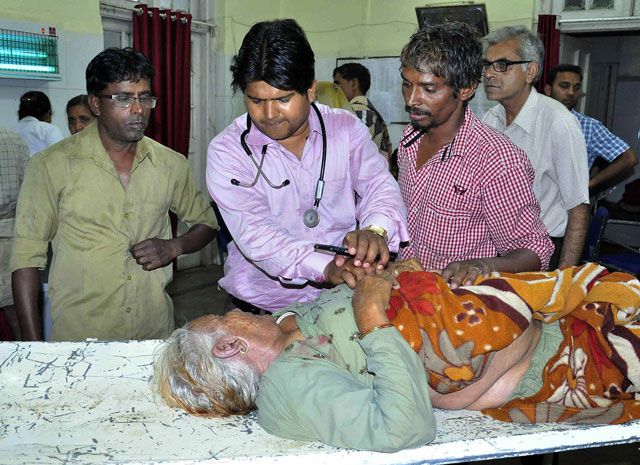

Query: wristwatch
left=364, top=224, right=388, bottom=241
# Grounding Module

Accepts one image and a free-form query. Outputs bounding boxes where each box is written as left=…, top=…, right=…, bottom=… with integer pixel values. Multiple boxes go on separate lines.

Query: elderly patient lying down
left=153, top=261, right=640, bottom=452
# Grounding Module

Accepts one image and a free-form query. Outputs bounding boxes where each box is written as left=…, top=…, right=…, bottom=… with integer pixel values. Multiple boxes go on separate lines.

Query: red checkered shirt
left=397, top=106, right=553, bottom=270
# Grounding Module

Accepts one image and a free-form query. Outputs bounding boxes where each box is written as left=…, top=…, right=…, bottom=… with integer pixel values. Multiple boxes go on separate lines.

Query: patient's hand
left=352, top=273, right=395, bottom=331
left=387, top=258, right=425, bottom=277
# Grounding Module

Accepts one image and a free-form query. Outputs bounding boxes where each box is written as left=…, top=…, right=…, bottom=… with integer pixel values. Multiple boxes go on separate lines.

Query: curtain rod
left=100, top=2, right=215, bottom=29
left=558, top=16, right=640, bottom=23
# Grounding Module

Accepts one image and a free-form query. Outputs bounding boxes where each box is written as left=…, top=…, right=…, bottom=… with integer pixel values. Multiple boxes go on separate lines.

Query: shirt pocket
left=136, top=200, right=171, bottom=239
left=318, top=178, right=356, bottom=233
left=416, top=187, right=484, bottom=259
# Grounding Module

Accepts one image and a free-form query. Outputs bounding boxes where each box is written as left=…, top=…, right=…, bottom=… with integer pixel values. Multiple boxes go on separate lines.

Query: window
left=564, top=0, right=615, bottom=10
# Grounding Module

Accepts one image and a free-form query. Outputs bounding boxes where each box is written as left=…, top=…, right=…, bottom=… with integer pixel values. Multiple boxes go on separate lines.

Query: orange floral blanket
left=386, top=263, right=640, bottom=424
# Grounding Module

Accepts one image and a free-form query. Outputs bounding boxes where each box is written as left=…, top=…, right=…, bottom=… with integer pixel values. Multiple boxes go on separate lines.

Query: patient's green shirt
left=11, top=121, right=217, bottom=341
left=256, top=285, right=436, bottom=452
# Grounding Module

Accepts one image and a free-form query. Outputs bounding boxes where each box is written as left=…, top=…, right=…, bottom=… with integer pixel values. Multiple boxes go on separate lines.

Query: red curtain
left=132, top=3, right=192, bottom=158
left=133, top=4, right=192, bottom=257
left=536, top=14, right=560, bottom=93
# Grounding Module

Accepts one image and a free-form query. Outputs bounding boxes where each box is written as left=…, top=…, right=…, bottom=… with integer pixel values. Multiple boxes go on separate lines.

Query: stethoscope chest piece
left=233, top=102, right=327, bottom=229
left=303, top=207, right=320, bottom=228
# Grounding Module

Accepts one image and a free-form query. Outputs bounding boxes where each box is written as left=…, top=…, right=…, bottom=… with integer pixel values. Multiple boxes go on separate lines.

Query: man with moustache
left=481, top=27, right=590, bottom=269
left=544, top=64, right=637, bottom=194
left=397, top=22, right=552, bottom=288
left=11, top=48, right=218, bottom=341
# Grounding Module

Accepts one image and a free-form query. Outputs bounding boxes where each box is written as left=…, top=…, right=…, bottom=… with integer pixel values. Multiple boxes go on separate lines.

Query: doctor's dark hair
left=333, top=63, right=371, bottom=94
left=18, top=91, right=52, bottom=121
left=86, top=47, right=155, bottom=95
left=401, top=22, right=482, bottom=97
left=230, top=19, right=315, bottom=95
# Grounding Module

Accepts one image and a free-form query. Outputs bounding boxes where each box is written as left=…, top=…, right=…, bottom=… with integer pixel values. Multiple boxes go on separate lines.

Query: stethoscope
left=231, top=101, right=327, bottom=228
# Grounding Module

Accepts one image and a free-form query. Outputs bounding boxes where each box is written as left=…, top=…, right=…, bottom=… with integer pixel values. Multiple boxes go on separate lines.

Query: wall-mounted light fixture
left=0, top=19, right=60, bottom=80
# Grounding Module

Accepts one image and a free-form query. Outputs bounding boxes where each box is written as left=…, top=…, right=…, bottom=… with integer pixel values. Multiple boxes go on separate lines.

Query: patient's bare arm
left=351, top=273, right=394, bottom=334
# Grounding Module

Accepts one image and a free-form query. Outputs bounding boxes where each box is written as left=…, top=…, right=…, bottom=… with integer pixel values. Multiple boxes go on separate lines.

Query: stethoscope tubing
left=230, top=102, right=327, bottom=227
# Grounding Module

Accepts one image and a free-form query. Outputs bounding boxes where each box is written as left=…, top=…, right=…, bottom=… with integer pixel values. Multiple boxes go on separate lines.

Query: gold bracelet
left=364, top=224, right=388, bottom=240
left=358, top=323, right=394, bottom=340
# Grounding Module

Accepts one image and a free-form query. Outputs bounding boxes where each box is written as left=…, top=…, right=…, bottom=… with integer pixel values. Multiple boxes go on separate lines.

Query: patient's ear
left=212, top=336, right=248, bottom=359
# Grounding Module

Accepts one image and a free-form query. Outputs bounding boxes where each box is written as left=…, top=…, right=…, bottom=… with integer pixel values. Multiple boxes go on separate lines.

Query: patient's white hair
left=152, top=325, right=260, bottom=417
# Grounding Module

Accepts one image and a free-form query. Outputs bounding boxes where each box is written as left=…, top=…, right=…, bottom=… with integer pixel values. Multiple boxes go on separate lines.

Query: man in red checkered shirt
left=397, top=22, right=553, bottom=289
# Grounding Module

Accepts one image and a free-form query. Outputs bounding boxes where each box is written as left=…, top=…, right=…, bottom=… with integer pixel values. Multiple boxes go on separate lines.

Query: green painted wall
left=0, top=0, right=102, bottom=34
left=213, top=0, right=536, bottom=58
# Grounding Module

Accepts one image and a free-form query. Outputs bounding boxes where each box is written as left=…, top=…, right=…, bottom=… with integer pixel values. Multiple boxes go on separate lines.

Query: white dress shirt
left=15, top=116, right=64, bottom=156
left=482, top=88, right=589, bottom=237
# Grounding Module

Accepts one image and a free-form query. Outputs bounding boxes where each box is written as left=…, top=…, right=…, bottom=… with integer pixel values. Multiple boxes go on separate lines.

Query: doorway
left=560, top=30, right=640, bottom=245
left=561, top=30, right=640, bottom=197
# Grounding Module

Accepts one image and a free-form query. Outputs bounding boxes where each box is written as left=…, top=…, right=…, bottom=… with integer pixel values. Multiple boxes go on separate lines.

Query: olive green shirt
left=257, top=285, right=436, bottom=452
left=11, top=121, right=217, bottom=341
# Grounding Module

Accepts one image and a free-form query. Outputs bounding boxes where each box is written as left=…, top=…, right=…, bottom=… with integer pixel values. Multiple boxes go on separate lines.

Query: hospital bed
left=1, top=340, right=638, bottom=465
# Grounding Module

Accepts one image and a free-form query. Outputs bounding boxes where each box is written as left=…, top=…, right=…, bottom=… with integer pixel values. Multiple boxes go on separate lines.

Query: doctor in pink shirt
left=206, top=19, right=408, bottom=313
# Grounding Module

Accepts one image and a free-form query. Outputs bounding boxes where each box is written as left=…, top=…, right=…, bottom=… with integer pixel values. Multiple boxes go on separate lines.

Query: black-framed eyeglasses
left=482, top=59, right=532, bottom=73
left=96, top=94, right=158, bottom=109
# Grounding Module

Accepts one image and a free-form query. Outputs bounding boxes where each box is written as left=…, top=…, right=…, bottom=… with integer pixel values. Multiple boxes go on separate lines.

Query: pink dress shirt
left=207, top=103, right=409, bottom=312
left=397, top=107, right=553, bottom=270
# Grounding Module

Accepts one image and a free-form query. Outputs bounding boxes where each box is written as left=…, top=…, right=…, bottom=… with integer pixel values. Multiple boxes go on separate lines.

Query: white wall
left=0, top=1, right=103, bottom=137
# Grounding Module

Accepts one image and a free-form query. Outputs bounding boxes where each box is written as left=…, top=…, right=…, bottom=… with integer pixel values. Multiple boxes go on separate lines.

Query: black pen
left=314, top=244, right=397, bottom=262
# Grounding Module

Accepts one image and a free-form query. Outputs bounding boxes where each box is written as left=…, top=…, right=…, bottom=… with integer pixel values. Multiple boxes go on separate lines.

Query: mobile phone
left=314, top=244, right=397, bottom=261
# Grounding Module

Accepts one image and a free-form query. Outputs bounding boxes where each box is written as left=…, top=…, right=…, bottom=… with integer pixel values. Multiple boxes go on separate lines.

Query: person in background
left=314, top=81, right=353, bottom=111
left=397, top=22, right=552, bottom=288
left=15, top=91, right=64, bottom=156
left=207, top=19, right=408, bottom=314
left=11, top=47, right=218, bottom=341
left=333, top=63, right=393, bottom=161
left=544, top=64, right=638, bottom=194
left=66, top=94, right=97, bottom=135
left=481, top=26, right=590, bottom=270
left=0, top=126, right=30, bottom=341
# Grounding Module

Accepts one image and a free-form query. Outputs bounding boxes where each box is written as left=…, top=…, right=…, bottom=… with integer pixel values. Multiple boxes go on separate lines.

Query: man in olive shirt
left=11, top=48, right=218, bottom=341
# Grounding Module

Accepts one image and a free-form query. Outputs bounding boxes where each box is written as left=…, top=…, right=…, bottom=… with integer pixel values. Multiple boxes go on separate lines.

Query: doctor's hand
left=324, top=257, right=377, bottom=289
left=336, top=228, right=390, bottom=270
left=130, top=238, right=179, bottom=271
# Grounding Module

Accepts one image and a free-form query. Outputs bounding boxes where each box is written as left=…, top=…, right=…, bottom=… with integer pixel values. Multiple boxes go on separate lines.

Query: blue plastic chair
left=585, top=206, right=640, bottom=276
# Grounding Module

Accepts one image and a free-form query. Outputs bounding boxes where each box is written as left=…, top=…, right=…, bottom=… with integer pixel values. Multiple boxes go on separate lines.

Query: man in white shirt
left=481, top=26, right=590, bottom=269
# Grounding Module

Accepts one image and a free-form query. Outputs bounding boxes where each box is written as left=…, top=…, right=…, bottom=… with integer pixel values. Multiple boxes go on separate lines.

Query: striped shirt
left=350, top=95, right=392, bottom=159
left=397, top=106, right=553, bottom=270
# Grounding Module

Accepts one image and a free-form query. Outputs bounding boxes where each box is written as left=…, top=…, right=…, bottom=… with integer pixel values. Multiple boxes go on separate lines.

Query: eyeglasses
left=482, top=59, right=532, bottom=73
left=97, top=94, right=158, bottom=109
